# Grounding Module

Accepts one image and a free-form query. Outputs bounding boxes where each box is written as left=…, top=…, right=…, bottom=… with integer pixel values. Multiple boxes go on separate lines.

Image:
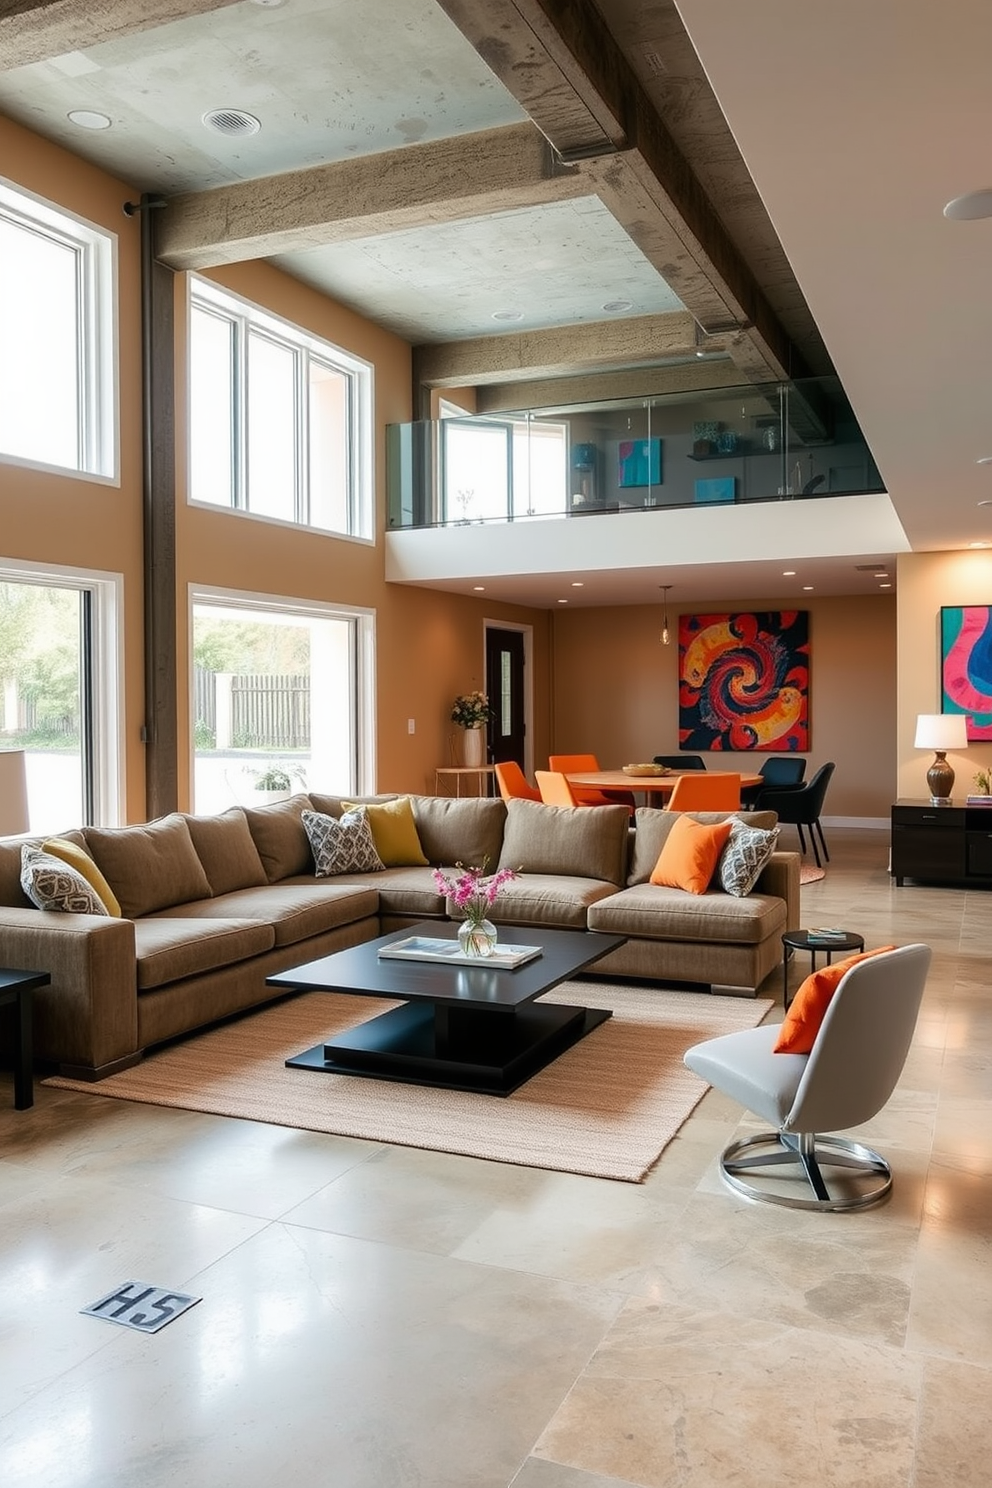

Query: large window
left=0, top=178, right=116, bottom=480
left=440, top=414, right=567, bottom=523
left=190, top=588, right=374, bottom=814
left=188, top=279, right=372, bottom=538
left=0, top=561, right=122, bottom=831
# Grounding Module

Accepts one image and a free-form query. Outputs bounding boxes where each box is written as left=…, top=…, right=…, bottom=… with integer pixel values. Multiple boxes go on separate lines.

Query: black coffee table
left=266, top=923, right=626, bottom=1096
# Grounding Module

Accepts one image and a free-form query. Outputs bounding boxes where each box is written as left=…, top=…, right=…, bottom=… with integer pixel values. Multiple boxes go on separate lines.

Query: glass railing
left=386, top=376, right=883, bottom=530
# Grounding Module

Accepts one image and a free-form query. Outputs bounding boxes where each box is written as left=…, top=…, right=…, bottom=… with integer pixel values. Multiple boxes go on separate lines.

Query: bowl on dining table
left=622, top=763, right=667, bottom=777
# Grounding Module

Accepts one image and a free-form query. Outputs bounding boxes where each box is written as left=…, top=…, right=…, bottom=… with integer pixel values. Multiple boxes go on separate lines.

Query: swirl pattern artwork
left=941, top=605, right=992, bottom=741
left=678, top=611, right=810, bottom=752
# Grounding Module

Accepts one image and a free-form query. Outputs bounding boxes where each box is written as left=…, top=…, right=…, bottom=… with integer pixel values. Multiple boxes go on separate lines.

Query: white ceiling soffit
left=272, top=198, right=685, bottom=342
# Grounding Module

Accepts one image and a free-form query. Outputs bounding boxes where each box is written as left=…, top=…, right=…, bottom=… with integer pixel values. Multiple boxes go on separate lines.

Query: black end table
left=0, top=968, right=50, bottom=1109
left=781, top=930, right=865, bottom=1009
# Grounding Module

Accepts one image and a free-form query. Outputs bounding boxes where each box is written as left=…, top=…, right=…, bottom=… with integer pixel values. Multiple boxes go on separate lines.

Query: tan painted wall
left=2, top=115, right=550, bottom=820
left=550, top=594, right=897, bottom=818
left=896, top=550, right=992, bottom=802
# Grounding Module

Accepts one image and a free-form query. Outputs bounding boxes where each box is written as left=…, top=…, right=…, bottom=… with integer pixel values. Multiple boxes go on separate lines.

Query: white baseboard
left=819, top=815, right=889, bottom=830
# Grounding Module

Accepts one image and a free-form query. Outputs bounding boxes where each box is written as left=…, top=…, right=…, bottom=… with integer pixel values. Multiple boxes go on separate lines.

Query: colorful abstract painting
left=679, top=611, right=810, bottom=752
left=618, top=438, right=662, bottom=488
left=941, top=605, right=992, bottom=741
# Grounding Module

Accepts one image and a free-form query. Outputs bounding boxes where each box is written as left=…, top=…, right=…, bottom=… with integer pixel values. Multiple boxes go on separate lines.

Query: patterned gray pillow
left=718, top=820, right=780, bottom=896
left=20, top=845, right=111, bottom=914
left=302, top=808, right=384, bottom=876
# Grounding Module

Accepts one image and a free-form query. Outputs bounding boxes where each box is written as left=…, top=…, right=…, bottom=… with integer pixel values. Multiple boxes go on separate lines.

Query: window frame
left=187, top=583, right=376, bottom=809
left=187, top=277, right=373, bottom=541
left=0, top=175, right=118, bottom=483
left=439, top=413, right=568, bottom=524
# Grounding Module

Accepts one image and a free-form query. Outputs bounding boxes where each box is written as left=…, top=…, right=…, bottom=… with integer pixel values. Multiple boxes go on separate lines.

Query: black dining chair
left=653, top=754, right=707, bottom=770
left=758, top=761, right=835, bottom=867
left=741, top=755, right=807, bottom=808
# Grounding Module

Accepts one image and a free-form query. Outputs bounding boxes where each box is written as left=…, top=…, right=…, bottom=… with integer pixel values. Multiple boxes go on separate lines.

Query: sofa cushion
left=487, top=874, right=620, bottom=930
left=497, top=798, right=628, bottom=886
left=84, top=815, right=213, bottom=918
left=148, top=882, right=379, bottom=948
left=243, top=794, right=312, bottom=882
left=41, top=836, right=122, bottom=914
left=307, top=792, right=399, bottom=817
left=133, top=916, right=276, bottom=990
left=650, top=815, right=733, bottom=894
left=302, top=808, right=384, bottom=875
left=341, top=796, right=428, bottom=866
left=628, top=808, right=780, bottom=886
left=718, top=820, right=781, bottom=897
left=20, top=846, right=110, bottom=915
left=587, top=882, right=787, bottom=946
left=183, top=808, right=268, bottom=895
left=410, top=794, right=506, bottom=870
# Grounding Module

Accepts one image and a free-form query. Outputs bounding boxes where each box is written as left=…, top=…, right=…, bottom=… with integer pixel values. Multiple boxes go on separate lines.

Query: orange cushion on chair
left=649, top=814, right=733, bottom=894
left=774, top=945, right=897, bottom=1054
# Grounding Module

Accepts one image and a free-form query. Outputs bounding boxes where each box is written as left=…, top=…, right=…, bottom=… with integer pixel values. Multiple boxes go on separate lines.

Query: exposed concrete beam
left=434, top=0, right=807, bottom=383
left=413, top=311, right=700, bottom=388
left=157, top=124, right=584, bottom=271
left=474, top=357, right=742, bottom=414
left=0, top=0, right=242, bottom=71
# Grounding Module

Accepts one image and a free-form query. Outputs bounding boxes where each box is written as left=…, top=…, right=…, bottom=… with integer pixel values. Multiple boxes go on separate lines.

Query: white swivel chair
left=684, top=943, right=931, bottom=1211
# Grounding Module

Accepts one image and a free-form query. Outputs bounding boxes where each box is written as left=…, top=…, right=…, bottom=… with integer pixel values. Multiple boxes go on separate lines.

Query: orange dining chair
left=666, top=772, right=741, bottom=812
left=535, top=770, right=583, bottom=807
left=548, top=753, right=636, bottom=812
left=494, top=760, right=542, bottom=803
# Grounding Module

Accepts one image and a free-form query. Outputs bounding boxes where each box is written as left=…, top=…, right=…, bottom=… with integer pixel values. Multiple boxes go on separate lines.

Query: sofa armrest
left=754, top=850, right=801, bottom=932
left=0, top=908, right=137, bottom=1074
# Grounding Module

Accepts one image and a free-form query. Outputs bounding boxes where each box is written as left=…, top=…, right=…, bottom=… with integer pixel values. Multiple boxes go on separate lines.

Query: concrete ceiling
left=3, top=0, right=981, bottom=603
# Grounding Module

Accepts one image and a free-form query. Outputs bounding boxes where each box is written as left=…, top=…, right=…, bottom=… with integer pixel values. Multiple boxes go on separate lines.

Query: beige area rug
left=45, top=983, right=773, bottom=1183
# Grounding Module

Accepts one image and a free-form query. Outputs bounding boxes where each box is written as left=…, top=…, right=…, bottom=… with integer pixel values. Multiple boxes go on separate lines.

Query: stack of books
left=805, top=927, right=851, bottom=944
left=966, top=795, right=992, bottom=806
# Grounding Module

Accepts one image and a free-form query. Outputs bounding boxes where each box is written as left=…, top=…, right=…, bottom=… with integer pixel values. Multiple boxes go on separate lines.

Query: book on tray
left=377, top=935, right=543, bottom=969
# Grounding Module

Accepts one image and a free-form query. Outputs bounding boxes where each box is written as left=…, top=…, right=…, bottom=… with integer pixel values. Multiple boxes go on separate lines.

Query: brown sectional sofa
left=0, top=792, right=799, bottom=1080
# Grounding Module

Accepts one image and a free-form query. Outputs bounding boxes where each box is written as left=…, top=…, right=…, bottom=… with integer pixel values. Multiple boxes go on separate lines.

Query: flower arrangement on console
left=433, top=859, right=517, bottom=958
left=450, top=690, right=490, bottom=729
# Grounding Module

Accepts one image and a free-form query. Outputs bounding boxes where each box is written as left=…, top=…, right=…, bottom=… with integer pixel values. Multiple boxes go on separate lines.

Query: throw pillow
left=774, top=945, right=897, bottom=1054
left=718, top=819, right=780, bottom=897
left=341, top=796, right=428, bottom=867
left=20, top=846, right=111, bottom=915
left=41, top=836, right=122, bottom=915
left=302, top=808, right=385, bottom=876
left=650, top=814, right=733, bottom=894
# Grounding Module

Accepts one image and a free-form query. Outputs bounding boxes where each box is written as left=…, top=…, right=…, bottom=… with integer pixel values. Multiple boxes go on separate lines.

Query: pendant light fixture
left=659, top=585, right=673, bottom=646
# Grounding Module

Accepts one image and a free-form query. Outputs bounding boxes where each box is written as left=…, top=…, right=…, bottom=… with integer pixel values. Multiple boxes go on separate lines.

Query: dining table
left=564, top=768, right=764, bottom=803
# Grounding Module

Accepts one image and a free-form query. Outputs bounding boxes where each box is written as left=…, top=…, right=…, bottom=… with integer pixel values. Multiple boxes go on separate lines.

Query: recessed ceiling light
left=202, top=109, right=261, bottom=137
left=250, top=0, right=287, bottom=6
left=782, top=570, right=796, bottom=577
left=571, top=581, right=584, bottom=588
left=472, top=585, right=485, bottom=592
left=602, top=299, right=633, bottom=313
left=969, top=541, right=991, bottom=549
left=557, top=599, right=568, bottom=604
left=880, top=583, right=892, bottom=589
left=874, top=571, right=889, bottom=578
left=802, top=585, right=814, bottom=591
left=944, top=189, right=992, bottom=221
left=492, top=310, right=523, bottom=322
left=67, top=110, right=111, bottom=130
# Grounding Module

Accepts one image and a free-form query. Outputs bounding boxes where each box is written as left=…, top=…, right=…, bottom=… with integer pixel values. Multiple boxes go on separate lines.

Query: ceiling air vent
left=202, top=109, right=261, bottom=138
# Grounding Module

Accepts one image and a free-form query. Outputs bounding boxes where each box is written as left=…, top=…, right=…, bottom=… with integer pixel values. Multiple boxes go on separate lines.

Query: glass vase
left=458, top=916, right=498, bottom=958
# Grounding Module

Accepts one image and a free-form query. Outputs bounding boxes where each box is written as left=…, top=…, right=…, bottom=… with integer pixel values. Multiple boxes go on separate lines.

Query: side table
left=434, top=766, right=496, bottom=798
left=781, top=930, right=865, bottom=1010
left=0, top=967, right=51, bottom=1109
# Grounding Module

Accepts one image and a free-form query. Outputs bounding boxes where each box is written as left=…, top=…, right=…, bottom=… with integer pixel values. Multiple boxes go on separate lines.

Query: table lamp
left=914, top=714, right=968, bottom=804
left=0, top=750, right=30, bottom=836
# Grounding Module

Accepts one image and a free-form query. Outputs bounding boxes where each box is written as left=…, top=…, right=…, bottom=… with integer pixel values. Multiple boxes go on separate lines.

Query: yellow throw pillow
left=41, top=836, right=122, bottom=916
left=341, top=797, right=428, bottom=867
left=649, top=814, right=733, bottom=895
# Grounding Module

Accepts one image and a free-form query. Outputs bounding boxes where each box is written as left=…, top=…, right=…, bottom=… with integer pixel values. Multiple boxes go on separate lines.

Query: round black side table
left=781, top=929, right=865, bottom=1009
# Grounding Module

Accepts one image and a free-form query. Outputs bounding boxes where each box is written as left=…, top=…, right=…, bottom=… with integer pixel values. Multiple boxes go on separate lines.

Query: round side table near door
left=781, top=929, right=865, bottom=1009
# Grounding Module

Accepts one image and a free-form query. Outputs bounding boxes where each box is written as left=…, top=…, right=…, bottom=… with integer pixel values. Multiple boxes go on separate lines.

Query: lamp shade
left=914, top=714, right=968, bottom=750
left=0, top=749, right=30, bottom=836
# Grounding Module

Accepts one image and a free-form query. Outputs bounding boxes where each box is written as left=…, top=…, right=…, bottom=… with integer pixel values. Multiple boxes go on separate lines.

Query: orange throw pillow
left=650, top=814, right=733, bottom=895
left=774, top=945, right=897, bottom=1054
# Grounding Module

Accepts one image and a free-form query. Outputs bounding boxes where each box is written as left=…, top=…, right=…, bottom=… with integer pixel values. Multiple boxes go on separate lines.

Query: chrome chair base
left=720, top=1130, right=893, bottom=1212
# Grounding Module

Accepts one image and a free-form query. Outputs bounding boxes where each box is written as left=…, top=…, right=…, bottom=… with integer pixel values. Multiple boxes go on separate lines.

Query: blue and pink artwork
left=941, top=605, right=992, bottom=741
left=679, top=611, right=809, bottom=752
left=618, top=438, right=661, bottom=488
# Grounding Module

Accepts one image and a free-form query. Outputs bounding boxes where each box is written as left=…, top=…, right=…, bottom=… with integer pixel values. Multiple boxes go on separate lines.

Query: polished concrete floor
left=0, top=828, right=989, bottom=1487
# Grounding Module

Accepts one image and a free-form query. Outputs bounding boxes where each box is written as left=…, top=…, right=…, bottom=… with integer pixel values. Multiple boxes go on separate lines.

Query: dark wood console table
left=891, top=798, right=992, bottom=886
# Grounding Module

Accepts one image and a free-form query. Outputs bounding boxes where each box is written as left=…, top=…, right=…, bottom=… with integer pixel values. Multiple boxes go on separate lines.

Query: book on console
left=378, top=935, right=543, bottom=969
